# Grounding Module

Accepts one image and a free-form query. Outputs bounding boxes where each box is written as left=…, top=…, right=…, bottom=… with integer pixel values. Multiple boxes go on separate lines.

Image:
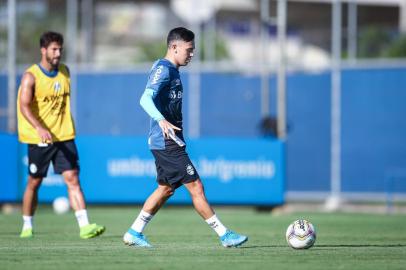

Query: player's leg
left=20, top=175, right=43, bottom=238
left=22, top=175, right=42, bottom=216
left=20, top=143, right=54, bottom=238
left=142, top=183, right=174, bottom=215
left=123, top=183, right=173, bottom=247
left=183, top=178, right=214, bottom=219
left=62, top=169, right=85, bottom=210
left=124, top=149, right=178, bottom=248
left=184, top=179, right=248, bottom=248
left=55, top=140, right=105, bottom=239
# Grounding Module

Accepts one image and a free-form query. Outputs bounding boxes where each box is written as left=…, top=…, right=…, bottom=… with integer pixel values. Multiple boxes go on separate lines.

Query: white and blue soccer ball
left=285, top=219, right=316, bottom=249
left=53, top=196, right=70, bottom=214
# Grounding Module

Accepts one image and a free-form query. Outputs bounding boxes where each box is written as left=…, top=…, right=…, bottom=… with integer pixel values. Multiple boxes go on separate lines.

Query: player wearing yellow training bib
left=17, top=62, right=75, bottom=144
left=17, top=31, right=105, bottom=240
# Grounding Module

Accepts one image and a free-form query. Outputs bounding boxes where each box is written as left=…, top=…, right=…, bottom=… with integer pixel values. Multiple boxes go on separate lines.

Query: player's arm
left=140, top=88, right=180, bottom=138
left=140, top=88, right=165, bottom=122
left=19, top=72, right=53, bottom=143
left=140, top=65, right=180, bottom=138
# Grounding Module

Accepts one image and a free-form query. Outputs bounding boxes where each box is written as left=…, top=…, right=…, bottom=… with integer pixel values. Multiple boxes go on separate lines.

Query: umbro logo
left=172, top=79, right=181, bottom=86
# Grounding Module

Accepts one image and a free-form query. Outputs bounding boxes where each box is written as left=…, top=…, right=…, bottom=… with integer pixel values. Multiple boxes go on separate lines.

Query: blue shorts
left=151, top=146, right=199, bottom=190
left=27, top=140, right=79, bottom=177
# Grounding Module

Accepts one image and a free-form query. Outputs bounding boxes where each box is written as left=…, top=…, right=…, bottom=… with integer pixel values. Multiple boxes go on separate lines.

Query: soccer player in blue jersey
left=123, top=27, right=248, bottom=248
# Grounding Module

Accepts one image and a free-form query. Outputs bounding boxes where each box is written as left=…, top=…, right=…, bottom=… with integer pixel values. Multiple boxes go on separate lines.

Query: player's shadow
left=240, top=245, right=286, bottom=249
left=316, top=244, right=406, bottom=248
left=102, top=235, right=123, bottom=239
left=240, top=244, right=406, bottom=249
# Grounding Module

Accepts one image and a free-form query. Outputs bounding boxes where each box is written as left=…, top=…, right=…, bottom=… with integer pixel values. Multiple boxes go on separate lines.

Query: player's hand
left=36, top=126, right=53, bottom=144
left=158, top=119, right=181, bottom=139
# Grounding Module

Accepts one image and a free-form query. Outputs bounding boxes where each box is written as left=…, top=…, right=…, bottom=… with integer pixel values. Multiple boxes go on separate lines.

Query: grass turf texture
left=1, top=206, right=405, bottom=270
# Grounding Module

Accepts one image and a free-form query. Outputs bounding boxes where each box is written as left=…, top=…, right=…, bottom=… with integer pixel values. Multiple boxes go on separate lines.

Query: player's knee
left=63, top=171, right=80, bottom=187
left=189, top=181, right=205, bottom=198
left=164, top=188, right=175, bottom=198
left=159, top=185, right=174, bottom=198
left=27, top=177, right=42, bottom=190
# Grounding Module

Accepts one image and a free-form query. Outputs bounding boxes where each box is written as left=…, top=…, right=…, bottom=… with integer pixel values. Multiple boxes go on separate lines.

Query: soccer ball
left=285, top=219, right=316, bottom=249
left=53, top=196, right=70, bottom=214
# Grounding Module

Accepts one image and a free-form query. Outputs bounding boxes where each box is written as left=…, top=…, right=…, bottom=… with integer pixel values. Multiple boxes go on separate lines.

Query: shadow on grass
left=316, top=244, right=406, bottom=248
left=240, top=245, right=286, bottom=249
left=239, top=244, right=406, bottom=249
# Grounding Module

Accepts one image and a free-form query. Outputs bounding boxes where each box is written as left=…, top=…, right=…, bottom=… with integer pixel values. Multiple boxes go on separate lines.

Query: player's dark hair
left=167, top=27, right=195, bottom=47
left=40, top=31, right=64, bottom=48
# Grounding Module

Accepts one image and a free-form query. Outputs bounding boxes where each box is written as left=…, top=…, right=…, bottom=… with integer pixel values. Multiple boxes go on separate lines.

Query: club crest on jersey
left=54, top=82, right=61, bottom=91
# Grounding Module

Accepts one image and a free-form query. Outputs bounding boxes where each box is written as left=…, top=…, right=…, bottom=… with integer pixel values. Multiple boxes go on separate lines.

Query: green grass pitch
left=1, top=206, right=405, bottom=270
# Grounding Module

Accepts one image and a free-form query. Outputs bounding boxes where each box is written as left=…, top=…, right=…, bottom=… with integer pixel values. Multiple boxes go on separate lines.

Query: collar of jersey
left=161, top=58, right=177, bottom=69
left=37, top=63, right=59, bottom=78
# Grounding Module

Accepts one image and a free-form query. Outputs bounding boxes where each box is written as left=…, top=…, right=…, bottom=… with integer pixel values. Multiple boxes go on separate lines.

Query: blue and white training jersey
left=140, top=58, right=184, bottom=150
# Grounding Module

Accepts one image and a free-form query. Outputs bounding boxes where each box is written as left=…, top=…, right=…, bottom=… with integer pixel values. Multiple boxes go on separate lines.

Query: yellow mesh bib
left=17, top=63, right=76, bottom=144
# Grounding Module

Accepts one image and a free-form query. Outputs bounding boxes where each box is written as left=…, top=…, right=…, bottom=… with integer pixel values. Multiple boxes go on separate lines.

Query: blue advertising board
left=0, top=133, right=19, bottom=202
left=17, top=136, right=284, bottom=205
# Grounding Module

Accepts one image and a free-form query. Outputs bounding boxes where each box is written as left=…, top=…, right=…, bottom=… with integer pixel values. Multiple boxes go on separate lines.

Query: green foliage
left=200, top=30, right=230, bottom=61
left=357, top=26, right=406, bottom=58
left=357, top=26, right=392, bottom=58
left=0, top=31, right=7, bottom=69
left=136, top=41, right=167, bottom=62
left=384, top=35, right=406, bottom=57
left=134, top=31, right=230, bottom=63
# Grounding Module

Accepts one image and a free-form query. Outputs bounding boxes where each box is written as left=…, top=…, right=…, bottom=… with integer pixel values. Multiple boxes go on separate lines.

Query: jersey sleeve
left=140, top=64, right=170, bottom=121
left=140, top=89, right=164, bottom=121
left=145, top=64, right=170, bottom=92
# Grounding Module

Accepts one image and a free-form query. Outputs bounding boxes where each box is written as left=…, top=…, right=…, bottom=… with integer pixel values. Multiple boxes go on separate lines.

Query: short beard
left=46, top=55, right=59, bottom=69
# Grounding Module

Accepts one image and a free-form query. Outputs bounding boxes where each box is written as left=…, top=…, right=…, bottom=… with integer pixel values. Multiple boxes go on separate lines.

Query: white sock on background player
left=75, top=209, right=90, bottom=227
left=131, top=210, right=154, bottom=233
left=205, top=214, right=227, bottom=236
left=22, top=215, right=33, bottom=230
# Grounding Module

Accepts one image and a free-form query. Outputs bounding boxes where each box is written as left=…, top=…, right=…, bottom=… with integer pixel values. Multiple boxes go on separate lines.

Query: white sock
left=75, top=209, right=90, bottom=228
left=22, top=215, right=33, bottom=230
left=205, top=214, right=227, bottom=237
left=130, top=210, right=154, bottom=233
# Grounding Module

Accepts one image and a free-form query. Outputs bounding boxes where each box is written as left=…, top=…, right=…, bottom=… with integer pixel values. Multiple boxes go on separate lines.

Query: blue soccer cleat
left=220, top=230, right=248, bottom=247
left=123, top=229, right=152, bottom=248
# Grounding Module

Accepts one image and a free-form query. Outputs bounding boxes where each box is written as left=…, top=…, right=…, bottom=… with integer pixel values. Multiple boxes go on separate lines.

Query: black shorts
left=27, top=140, right=80, bottom=178
left=151, top=146, right=199, bottom=190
